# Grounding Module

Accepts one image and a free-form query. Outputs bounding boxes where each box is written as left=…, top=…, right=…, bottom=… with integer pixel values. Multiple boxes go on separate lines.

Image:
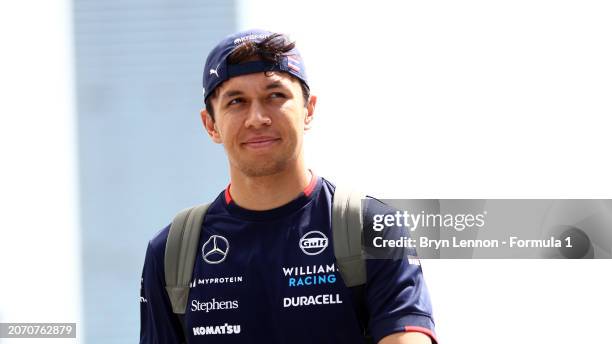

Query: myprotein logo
left=190, top=276, right=244, bottom=288
left=202, top=235, right=229, bottom=264
left=299, top=231, right=328, bottom=255
left=191, top=298, right=239, bottom=313
left=192, top=323, right=241, bottom=336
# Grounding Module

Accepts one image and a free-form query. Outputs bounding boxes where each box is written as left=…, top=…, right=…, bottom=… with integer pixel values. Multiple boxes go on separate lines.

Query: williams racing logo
left=282, top=264, right=338, bottom=287
left=299, top=231, right=328, bottom=255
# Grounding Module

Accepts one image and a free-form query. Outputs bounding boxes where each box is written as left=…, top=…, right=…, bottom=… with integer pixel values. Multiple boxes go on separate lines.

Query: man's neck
left=228, top=165, right=313, bottom=211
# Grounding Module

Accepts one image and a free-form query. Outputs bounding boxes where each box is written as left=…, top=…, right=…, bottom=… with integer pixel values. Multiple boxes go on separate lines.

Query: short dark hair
left=205, top=33, right=310, bottom=122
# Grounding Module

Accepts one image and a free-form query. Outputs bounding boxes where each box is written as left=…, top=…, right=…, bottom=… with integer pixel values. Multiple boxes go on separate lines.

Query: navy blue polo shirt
left=140, top=175, right=437, bottom=343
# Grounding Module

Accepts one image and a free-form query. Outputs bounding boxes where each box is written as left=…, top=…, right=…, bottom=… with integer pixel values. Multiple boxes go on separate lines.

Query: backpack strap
left=164, top=203, right=210, bottom=314
left=333, top=186, right=372, bottom=342
left=332, top=186, right=366, bottom=287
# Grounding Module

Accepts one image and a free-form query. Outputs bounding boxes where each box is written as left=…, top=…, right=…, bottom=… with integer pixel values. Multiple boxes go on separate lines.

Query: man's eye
left=270, top=92, right=286, bottom=99
left=227, top=98, right=243, bottom=106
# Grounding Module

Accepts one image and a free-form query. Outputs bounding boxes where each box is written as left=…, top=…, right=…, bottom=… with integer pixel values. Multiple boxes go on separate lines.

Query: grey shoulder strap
left=164, top=203, right=210, bottom=314
left=332, top=186, right=367, bottom=287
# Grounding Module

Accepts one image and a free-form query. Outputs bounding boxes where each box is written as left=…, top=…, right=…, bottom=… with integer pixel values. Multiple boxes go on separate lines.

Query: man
left=140, top=29, right=437, bottom=344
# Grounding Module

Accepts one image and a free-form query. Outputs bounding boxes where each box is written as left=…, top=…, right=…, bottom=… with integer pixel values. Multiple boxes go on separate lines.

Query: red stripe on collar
left=224, top=170, right=317, bottom=205
left=224, top=184, right=232, bottom=205
left=303, top=170, right=317, bottom=197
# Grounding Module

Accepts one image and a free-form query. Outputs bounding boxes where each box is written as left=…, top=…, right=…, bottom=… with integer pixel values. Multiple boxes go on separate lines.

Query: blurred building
left=73, top=0, right=235, bottom=341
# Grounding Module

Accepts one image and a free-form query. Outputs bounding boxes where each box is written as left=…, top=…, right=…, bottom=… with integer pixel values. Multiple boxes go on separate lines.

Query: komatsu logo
left=192, top=323, right=241, bottom=336
left=299, top=231, right=328, bottom=255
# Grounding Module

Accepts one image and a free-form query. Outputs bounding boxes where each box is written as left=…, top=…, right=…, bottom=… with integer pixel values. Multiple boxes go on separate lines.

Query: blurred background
left=1, top=0, right=611, bottom=343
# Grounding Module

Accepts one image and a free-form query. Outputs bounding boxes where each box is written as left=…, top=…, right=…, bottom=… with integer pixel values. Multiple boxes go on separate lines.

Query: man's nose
left=244, top=101, right=272, bottom=128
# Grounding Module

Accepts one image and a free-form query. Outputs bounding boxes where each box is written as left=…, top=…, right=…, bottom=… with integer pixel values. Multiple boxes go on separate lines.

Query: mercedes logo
left=202, top=235, right=229, bottom=264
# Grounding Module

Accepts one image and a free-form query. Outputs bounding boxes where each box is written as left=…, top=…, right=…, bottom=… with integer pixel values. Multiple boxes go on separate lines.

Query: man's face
left=202, top=72, right=316, bottom=177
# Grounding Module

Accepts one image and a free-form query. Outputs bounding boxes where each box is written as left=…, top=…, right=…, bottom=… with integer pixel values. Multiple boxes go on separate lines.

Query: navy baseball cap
left=202, top=29, right=308, bottom=102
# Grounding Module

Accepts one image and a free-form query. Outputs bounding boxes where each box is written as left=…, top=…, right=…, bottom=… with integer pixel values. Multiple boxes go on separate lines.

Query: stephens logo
left=191, top=298, right=239, bottom=313
left=202, top=235, right=229, bottom=264
left=299, top=231, right=328, bottom=255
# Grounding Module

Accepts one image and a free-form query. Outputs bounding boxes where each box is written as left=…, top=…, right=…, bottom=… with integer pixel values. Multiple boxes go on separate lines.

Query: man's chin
left=237, top=160, right=289, bottom=178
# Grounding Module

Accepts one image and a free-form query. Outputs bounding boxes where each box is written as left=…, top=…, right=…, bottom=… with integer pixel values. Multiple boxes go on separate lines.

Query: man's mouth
left=242, top=136, right=281, bottom=149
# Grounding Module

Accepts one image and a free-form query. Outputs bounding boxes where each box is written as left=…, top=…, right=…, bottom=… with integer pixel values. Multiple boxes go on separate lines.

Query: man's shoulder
left=146, top=193, right=226, bottom=255
left=363, top=196, right=396, bottom=217
left=147, top=224, right=171, bottom=259
left=319, top=176, right=395, bottom=216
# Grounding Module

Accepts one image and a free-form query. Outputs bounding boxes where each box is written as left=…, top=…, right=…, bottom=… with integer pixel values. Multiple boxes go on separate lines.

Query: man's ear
left=304, top=95, right=317, bottom=131
left=200, top=108, right=223, bottom=144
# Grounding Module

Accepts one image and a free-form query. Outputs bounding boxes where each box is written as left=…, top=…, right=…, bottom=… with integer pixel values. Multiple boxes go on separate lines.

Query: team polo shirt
left=140, top=175, right=437, bottom=343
